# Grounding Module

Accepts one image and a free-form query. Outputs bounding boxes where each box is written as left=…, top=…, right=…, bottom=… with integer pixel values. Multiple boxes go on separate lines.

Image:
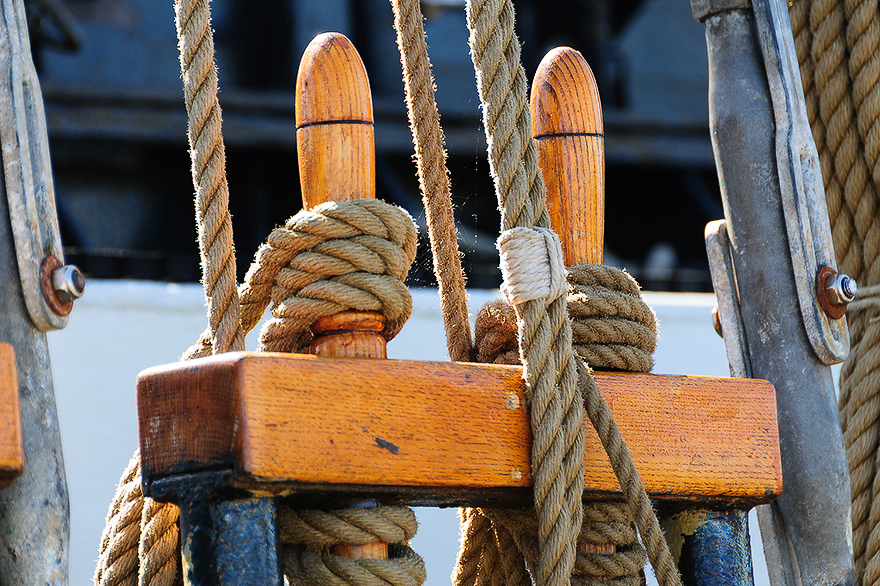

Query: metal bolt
left=824, top=272, right=857, bottom=307
left=51, top=265, right=84, bottom=304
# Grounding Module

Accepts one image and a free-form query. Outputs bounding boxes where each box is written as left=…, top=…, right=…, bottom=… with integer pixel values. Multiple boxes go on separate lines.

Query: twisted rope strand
left=389, top=0, right=474, bottom=362
left=174, top=0, right=244, bottom=354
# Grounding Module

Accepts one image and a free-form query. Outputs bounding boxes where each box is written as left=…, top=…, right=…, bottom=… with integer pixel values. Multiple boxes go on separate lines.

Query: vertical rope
left=463, top=2, right=680, bottom=585
left=464, top=3, right=582, bottom=585
left=96, top=2, right=243, bottom=584
left=389, top=0, right=474, bottom=363
left=175, top=0, right=245, bottom=355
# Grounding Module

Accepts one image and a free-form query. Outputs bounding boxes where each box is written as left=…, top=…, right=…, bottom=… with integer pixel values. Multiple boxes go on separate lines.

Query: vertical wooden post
left=531, top=47, right=604, bottom=267
left=295, top=31, right=389, bottom=561
left=531, top=47, right=610, bottom=557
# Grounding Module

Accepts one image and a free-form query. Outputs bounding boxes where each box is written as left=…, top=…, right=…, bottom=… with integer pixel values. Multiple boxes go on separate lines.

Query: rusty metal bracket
left=0, top=0, right=67, bottom=331
left=752, top=0, right=849, bottom=365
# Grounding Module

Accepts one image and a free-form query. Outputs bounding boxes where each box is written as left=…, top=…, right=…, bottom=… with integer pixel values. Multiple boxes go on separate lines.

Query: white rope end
left=497, top=227, right=567, bottom=306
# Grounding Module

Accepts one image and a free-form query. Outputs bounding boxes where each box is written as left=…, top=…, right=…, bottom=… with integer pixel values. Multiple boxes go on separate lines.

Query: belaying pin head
left=816, top=266, right=856, bottom=320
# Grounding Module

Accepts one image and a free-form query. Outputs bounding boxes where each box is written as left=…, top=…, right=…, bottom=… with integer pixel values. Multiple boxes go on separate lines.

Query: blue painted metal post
left=177, top=495, right=282, bottom=586
left=678, top=510, right=754, bottom=586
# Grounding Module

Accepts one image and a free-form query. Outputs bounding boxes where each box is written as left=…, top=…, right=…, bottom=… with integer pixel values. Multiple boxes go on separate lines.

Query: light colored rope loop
left=237, top=199, right=419, bottom=353
left=497, top=227, right=568, bottom=306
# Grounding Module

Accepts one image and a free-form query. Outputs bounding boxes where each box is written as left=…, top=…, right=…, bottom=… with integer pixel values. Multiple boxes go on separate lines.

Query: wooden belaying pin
left=531, top=47, right=612, bottom=557
left=295, top=31, right=389, bottom=560
left=531, top=46, right=604, bottom=267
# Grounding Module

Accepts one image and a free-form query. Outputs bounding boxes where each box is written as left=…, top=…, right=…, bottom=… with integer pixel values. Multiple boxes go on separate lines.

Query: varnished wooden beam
left=138, top=352, right=781, bottom=507
left=0, top=343, right=23, bottom=486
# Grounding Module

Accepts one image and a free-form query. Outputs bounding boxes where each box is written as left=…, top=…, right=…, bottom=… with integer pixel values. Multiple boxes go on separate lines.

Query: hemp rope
left=454, top=266, right=655, bottom=586
left=465, top=2, right=584, bottom=585
left=95, top=0, right=242, bottom=583
left=279, top=507, right=425, bottom=586
left=239, top=199, right=418, bottom=353
left=791, top=0, right=880, bottom=581
left=389, top=0, right=474, bottom=362
left=462, top=1, right=679, bottom=584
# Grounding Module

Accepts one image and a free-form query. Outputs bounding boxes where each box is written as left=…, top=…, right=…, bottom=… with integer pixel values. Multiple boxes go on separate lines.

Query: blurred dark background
left=28, top=0, right=721, bottom=291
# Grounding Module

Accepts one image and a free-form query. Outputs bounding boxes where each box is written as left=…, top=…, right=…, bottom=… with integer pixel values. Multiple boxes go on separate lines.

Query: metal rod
left=0, top=164, right=69, bottom=584
left=695, top=5, right=855, bottom=585
left=178, top=491, right=281, bottom=586
left=677, top=510, right=755, bottom=586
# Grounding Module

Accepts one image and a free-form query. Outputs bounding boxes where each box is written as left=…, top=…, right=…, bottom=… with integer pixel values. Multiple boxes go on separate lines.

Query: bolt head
left=51, top=265, right=85, bottom=304
left=825, top=272, right=857, bottom=306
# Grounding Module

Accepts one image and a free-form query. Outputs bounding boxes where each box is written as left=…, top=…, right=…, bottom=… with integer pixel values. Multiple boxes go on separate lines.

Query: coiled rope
left=790, top=0, right=880, bottom=582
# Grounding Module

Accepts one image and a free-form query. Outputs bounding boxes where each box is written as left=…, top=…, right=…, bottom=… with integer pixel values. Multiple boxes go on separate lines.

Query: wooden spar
left=531, top=47, right=604, bottom=267
left=0, top=343, right=23, bottom=487
left=138, top=353, right=780, bottom=505
left=532, top=46, right=614, bottom=558
left=295, top=32, right=388, bottom=561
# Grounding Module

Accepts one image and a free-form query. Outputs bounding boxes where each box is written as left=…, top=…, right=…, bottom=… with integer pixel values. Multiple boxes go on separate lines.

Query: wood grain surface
left=0, top=343, right=24, bottom=485
left=531, top=47, right=604, bottom=266
left=138, top=352, right=781, bottom=506
left=296, top=32, right=375, bottom=209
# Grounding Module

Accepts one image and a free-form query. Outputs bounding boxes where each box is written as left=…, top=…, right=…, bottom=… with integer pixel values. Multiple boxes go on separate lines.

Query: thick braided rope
left=94, top=454, right=144, bottom=586
left=566, top=265, right=656, bottom=373
left=479, top=507, right=646, bottom=586
left=465, top=2, right=583, bottom=585
left=238, top=199, right=418, bottom=353
left=175, top=0, right=244, bottom=355
left=458, top=265, right=665, bottom=586
left=464, top=2, right=679, bottom=585
left=791, top=1, right=880, bottom=580
left=95, top=0, right=244, bottom=582
left=389, top=0, right=474, bottom=362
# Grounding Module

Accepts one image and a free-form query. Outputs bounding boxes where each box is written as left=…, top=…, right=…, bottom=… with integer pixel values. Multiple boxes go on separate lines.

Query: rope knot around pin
left=497, top=227, right=568, bottom=306
left=237, top=199, right=419, bottom=354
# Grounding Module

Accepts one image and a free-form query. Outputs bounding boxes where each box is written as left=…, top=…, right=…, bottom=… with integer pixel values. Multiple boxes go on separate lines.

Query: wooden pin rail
left=138, top=352, right=780, bottom=508
left=0, top=343, right=24, bottom=487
